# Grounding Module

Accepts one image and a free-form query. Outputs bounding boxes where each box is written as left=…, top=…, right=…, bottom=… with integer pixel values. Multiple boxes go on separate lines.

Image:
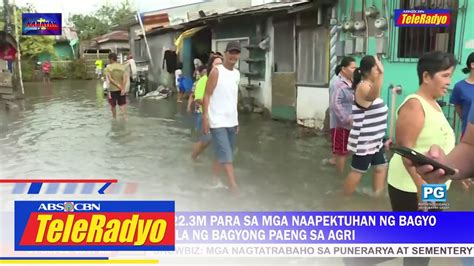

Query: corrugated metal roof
left=143, top=1, right=310, bottom=37
left=94, top=31, right=129, bottom=43
left=189, top=0, right=310, bottom=21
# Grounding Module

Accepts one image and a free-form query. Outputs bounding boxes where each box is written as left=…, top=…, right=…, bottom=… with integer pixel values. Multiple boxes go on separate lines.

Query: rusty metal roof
left=189, top=0, right=310, bottom=21
left=93, top=31, right=129, bottom=43
left=143, top=1, right=311, bottom=37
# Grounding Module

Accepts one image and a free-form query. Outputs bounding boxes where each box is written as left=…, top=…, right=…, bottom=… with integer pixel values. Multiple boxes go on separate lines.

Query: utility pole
left=3, top=0, right=13, bottom=34
left=2, top=0, right=24, bottom=98
left=12, top=0, right=24, bottom=96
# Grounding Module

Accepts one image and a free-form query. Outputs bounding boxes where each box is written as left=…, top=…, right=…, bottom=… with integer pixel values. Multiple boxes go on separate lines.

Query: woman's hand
left=374, top=55, right=384, bottom=74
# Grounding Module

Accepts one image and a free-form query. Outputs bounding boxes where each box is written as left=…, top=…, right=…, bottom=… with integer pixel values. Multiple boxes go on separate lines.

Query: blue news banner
left=174, top=212, right=474, bottom=244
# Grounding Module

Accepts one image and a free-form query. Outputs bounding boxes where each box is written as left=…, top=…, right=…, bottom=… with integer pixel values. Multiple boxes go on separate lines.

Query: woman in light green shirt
left=387, top=50, right=457, bottom=266
left=388, top=51, right=456, bottom=213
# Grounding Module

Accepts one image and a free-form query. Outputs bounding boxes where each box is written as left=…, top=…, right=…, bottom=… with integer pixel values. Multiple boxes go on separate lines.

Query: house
left=0, top=30, right=16, bottom=68
left=53, top=27, right=79, bottom=60
left=333, top=0, right=473, bottom=140
left=127, top=0, right=259, bottom=89
left=132, top=0, right=328, bottom=122
left=91, top=31, right=130, bottom=63
left=80, top=31, right=130, bottom=79
left=0, top=30, right=18, bottom=101
left=38, top=27, right=79, bottom=62
left=128, top=0, right=472, bottom=140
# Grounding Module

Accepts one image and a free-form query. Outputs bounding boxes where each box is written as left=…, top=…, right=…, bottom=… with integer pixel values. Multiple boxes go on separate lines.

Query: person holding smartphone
left=388, top=51, right=457, bottom=214
left=416, top=103, right=474, bottom=183
left=343, top=55, right=389, bottom=197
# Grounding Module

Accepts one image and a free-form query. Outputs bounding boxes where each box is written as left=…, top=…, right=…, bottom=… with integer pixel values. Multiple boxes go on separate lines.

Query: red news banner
left=15, top=201, right=175, bottom=251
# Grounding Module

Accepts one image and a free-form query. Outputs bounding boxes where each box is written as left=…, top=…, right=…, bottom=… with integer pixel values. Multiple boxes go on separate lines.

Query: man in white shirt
left=126, top=55, right=137, bottom=80
left=202, top=41, right=241, bottom=194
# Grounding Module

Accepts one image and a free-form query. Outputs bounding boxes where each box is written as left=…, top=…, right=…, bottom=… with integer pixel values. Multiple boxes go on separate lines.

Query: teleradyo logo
left=38, top=202, right=101, bottom=212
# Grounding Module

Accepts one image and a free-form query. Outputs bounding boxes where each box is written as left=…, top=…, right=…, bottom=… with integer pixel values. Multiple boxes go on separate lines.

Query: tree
left=71, top=0, right=135, bottom=40
left=69, top=14, right=109, bottom=40
left=20, top=36, right=56, bottom=58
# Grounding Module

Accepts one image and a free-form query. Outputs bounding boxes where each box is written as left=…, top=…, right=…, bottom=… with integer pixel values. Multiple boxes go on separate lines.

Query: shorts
left=179, top=86, right=191, bottom=94
left=96, top=68, right=102, bottom=75
left=108, top=91, right=127, bottom=107
left=388, top=184, right=419, bottom=211
left=194, top=113, right=212, bottom=142
left=43, top=72, right=50, bottom=78
left=351, top=146, right=388, bottom=173
left=211, top=127, right=237, bottom=163
left=331, top=128, right=350, bottom=155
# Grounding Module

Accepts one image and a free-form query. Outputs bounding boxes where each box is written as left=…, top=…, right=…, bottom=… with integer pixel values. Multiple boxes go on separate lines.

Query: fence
left=21, top=59, right=87, bottom=81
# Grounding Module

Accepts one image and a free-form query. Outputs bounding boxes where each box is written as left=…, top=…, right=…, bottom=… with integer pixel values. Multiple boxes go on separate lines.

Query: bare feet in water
left=322, top=157, right=337, bottom=165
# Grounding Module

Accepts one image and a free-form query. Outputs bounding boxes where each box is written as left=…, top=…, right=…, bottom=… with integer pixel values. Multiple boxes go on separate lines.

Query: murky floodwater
left=0, top=80, right=472, bottom=212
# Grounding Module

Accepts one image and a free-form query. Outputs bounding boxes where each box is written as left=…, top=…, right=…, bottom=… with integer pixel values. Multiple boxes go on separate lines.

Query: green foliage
left=67, top=59, right=87, bottom=79
left=20, top=36, right=56, bottom=58
left=70, top=0, right=135, bottom=40
left=69, top=15, right=109, bottom=40
left=0, top=6, right=4, bottom=29
left=51, top=63, right=68, bottom=79
left=20, top=60, right=35, bottom=81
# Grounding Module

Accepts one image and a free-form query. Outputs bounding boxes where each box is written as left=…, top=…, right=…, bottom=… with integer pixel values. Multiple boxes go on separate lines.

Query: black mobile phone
left=389, top=144, right=456, bottom=176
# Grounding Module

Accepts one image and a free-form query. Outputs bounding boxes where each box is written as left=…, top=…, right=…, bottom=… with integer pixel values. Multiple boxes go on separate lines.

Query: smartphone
left=389, top=144, right=456, bottom=176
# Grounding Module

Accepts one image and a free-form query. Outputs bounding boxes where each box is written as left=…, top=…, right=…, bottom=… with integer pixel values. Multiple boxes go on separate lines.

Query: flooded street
left=0, top=80, right=472, bottom=212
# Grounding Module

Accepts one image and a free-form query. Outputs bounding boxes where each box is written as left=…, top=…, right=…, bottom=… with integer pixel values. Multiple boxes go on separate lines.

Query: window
left=297, top=26, right=328, bottom=85
left=274, top=19, right=294, bottom=72
left=397, top=0, right=458, bottom=58
left=134, top=39, right=144, bottom=59
left=214, top=38, right=249, bottom=73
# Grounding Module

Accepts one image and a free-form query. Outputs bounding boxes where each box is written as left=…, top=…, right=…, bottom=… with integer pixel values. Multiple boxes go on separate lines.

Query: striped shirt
left=348, top=98, right=388, bottom=155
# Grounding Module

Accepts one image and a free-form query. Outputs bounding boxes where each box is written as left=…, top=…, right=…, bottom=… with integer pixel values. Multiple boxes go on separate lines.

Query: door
left=271, top=19, right=296, bottom=121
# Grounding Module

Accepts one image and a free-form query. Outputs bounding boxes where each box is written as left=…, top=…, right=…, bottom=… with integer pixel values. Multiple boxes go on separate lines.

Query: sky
left=13, top=0, right=205, bottom=21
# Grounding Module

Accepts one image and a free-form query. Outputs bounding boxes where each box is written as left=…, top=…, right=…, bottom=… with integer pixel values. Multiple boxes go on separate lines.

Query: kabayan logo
left=421, top=184, right=447, bottom=202
left=22, top=13, right=62, bottom=35
left=394, top=9, right=451, bottom=27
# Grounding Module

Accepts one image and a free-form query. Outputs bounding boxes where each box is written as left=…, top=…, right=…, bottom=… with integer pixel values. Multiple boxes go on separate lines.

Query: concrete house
left=124, top=0, right=472, bottom=141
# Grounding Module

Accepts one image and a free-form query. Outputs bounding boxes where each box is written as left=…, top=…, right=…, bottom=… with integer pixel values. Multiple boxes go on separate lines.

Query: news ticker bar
left=158, top=244, right=474, bottom=257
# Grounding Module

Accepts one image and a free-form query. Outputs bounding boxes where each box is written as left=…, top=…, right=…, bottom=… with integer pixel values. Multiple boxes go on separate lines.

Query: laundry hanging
left=174, top=26, right=207, bottom=55
left=162, top=50, right=178, bottom=74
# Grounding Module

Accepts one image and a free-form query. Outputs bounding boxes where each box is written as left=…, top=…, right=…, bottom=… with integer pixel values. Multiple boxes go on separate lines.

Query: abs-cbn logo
left=37, top=202, right=101, bottom=212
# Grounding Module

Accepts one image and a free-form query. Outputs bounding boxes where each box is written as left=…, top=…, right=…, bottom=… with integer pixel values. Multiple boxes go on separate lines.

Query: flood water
left=0, top=80, right=471, bottom=212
